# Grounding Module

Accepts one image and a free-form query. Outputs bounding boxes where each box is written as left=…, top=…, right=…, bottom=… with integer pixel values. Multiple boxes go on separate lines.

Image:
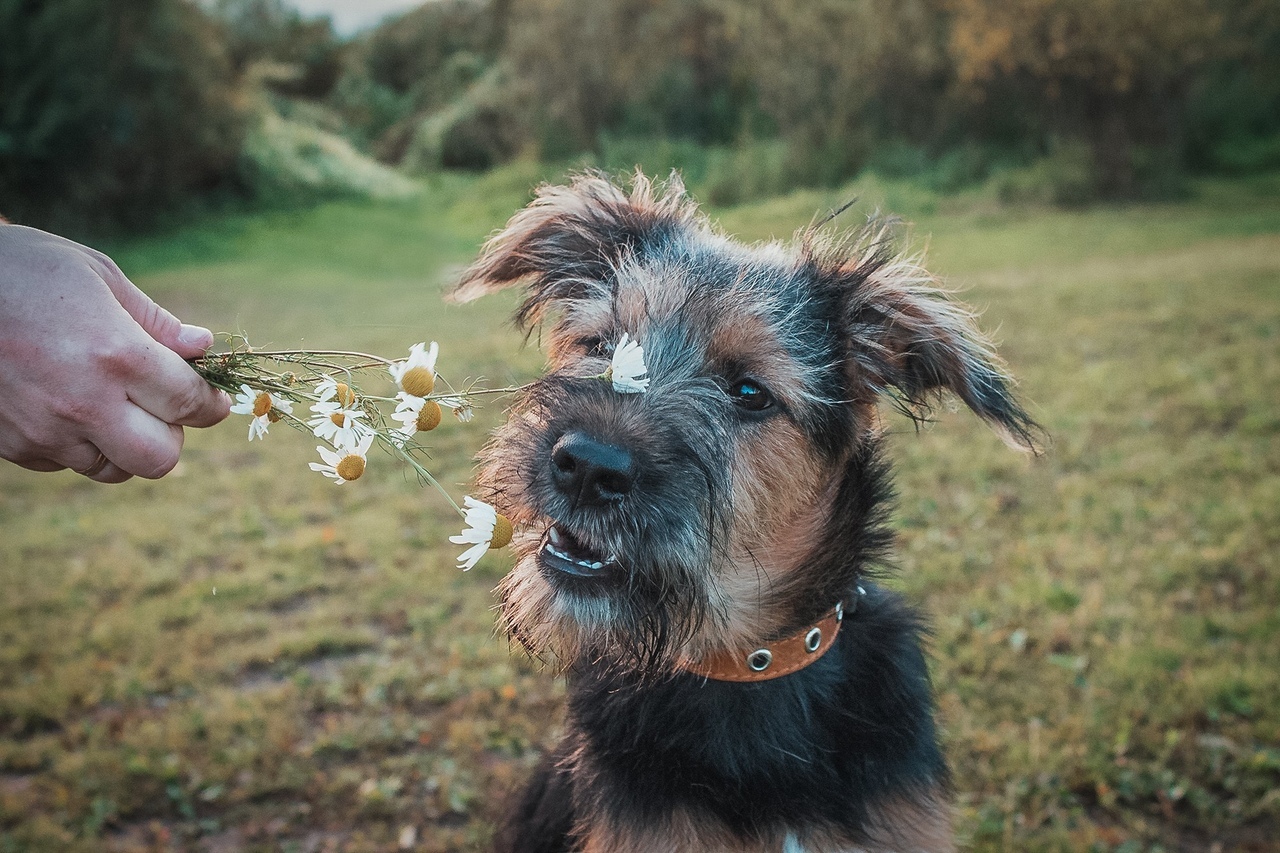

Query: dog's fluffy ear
left=448, top=171, right=696, bottom=329
left=825, top=231, right=1041, bottom=452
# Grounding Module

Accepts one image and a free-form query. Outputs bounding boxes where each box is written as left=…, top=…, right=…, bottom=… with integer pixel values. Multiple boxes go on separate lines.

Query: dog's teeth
left=545, top=543, right=572, bottom=560
left=589, top=561, right=603, bottom=569
left=547, top=526, right=563, bottom=546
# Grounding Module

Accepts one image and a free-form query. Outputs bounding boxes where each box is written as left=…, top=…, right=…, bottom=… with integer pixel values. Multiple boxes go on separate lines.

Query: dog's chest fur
left=496, top=584, right=953, bottom=853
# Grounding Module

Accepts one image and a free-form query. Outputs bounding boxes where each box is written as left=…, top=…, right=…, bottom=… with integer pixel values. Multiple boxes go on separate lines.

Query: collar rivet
left=746, top=649, right=773, bottom=672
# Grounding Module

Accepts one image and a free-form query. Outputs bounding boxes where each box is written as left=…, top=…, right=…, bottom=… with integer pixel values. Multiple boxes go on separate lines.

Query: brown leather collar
left=681, top=599, right=850, bottom=683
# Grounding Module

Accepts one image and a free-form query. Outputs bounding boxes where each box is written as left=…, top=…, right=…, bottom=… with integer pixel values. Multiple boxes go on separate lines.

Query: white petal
left=455, top=540, right=489, bottom=571
left=394, top=392, right=425, bottom=416
left=611, top=334, right=649, bottom=394
left=230, top=384, right=258, bottom=414
left=316, top=446, right=343, bottom=466
left=308, top=462, right=344, bottom=483
left=248, top=416, right=270, bottom=440
left=407, top=341, right=439, bottom=371
left=613, top=375, right=650, bottom=394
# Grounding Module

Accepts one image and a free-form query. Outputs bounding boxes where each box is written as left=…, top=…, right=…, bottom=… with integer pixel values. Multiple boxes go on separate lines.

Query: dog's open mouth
left=538, top=525, right=620, bottom=578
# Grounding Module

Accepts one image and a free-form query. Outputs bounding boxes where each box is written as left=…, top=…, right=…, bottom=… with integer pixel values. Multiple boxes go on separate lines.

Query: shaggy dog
left=450, top=172, right=1037, bottom=853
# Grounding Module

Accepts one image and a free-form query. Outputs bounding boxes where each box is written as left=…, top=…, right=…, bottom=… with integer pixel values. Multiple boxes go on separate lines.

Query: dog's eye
left=729, top=379, right=774, bottom=413
left=576, top=336, right=611, bottom=358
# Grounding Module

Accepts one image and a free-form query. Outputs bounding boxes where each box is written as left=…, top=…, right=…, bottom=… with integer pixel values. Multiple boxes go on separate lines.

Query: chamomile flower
left=606, top=333, right=649, bottom=393
left=309, top=433, right=375, bottom=484
left=314, top=377, right=358, bottom=408
left=230, top=384, right=294, bottom=441
left=388, top=342, right=440, bottom=398
left=391, top=391, right=442, bottom=436
left=449, top=497, right=513, bottom=570
left=308, top=380, right=371, bottom=446
left=438, top=396, right=474, bottom=423
left=308, top=401, right=370, bottom=446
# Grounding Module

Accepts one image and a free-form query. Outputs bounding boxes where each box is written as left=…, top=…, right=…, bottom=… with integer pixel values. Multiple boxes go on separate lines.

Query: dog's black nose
left=550, top=432, right=635, bottom=508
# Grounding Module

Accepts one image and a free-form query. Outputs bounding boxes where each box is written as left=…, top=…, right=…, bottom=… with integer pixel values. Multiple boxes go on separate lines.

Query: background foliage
left=3, top=0, right=1280, bottom=231
left=0, top=0, right=245, bottom=231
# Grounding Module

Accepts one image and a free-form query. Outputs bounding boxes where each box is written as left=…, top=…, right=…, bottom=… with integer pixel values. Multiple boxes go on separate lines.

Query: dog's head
left=451, top=172, right=1036, bottom=674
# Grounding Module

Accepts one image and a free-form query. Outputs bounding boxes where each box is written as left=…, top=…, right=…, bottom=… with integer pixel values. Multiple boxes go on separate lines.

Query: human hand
left=0, top=224, right=231, bottom=482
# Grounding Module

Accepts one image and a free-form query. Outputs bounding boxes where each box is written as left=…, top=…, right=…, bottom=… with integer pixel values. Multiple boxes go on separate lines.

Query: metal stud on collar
left=804, top=627, right=823, bottom=653
left=746, top=649, right=773, bottom=672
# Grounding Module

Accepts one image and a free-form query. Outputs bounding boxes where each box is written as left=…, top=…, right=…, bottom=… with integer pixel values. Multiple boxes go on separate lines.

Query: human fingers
left=113, top=337, right=231, bottom=428
left=73, top=244, right=229, bottom=427
left=10, top=458, right=66, bottom=473
left=3, top=443, right=130, bottom=482
left=84, top=460, right=133, bottom=484
left=90, top=403, right=186, bottom=480
left=81, top=245, right=214, bottom=360
left=65, top=446, right=132, bottom=484
left=87, top=461, right=134, bottom=481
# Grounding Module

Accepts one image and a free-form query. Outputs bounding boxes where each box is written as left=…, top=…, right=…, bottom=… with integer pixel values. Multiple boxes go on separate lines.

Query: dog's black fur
left=494, top=445, right=945, bottom=852
left=452, top=172, right=1036, bottom=852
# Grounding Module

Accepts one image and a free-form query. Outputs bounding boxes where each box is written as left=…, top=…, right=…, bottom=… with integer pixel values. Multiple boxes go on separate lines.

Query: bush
left=239, top=101, right=417, bottom=202
left=596, top=136, right=717, bottom=187
left=0, top=0, right=247, bottom=232
left=994, top=142, right=1100, bottom=207
left=332, top=0, right=500, bottom=158
left=400, top=69, right=524, bottom=174
left=698, top=140, right=793, bottom=207
left=212, top=0, right=345, bottom=99
left=1208, top=134, right=1280, bottom=175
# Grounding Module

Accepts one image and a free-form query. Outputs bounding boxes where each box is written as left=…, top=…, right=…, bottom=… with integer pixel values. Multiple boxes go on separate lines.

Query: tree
left=946, top=0, right=1229, bottom=195
left=732, top=0, right=950, bottom=182
left=0, top=0, right=246, bottom=231
left=502, top=0, right=747, bottom=153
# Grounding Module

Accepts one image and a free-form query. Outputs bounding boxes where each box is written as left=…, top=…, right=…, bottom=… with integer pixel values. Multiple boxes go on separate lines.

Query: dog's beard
left=497, top=530, right=713, bottom=677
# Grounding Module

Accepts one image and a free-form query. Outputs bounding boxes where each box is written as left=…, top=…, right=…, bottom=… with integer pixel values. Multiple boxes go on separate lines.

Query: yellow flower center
left=330, top=412, right=347, bottom=428
left=415, top=400, right=443, bottom=432
left=267, top=409, right=284, bottom=423
left=335, top=382, right=356, bottom=407
left=252, top=392, right=272, bottom=418
left=335, top=454, right=365, bottom=481
left=401, top=366, right=435, bottom=397
left=489, top=514, right=513, bottom=550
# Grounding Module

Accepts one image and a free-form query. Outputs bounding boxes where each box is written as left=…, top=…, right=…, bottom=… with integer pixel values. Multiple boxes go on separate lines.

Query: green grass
left=3, top=169, right=1278, bottom=852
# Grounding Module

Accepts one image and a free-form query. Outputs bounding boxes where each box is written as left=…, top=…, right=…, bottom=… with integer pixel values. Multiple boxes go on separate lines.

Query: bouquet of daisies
left=192, top=334, right=649, bottom=570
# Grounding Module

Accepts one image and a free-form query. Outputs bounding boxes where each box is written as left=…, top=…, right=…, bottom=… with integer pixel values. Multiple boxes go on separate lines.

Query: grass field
left=2, top=167, right=1278, bottom=852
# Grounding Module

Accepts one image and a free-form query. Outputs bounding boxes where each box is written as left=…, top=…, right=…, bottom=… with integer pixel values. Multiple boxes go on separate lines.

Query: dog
left=449, top=172, right=1037, bottom=853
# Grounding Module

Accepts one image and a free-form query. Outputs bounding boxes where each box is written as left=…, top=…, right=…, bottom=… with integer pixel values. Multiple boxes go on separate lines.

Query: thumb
left=97, top=257, right=213, bottom=359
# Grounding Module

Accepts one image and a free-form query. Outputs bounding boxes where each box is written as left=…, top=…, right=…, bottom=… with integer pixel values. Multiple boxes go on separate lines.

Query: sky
left=286, top=0, right=427, bottom=35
